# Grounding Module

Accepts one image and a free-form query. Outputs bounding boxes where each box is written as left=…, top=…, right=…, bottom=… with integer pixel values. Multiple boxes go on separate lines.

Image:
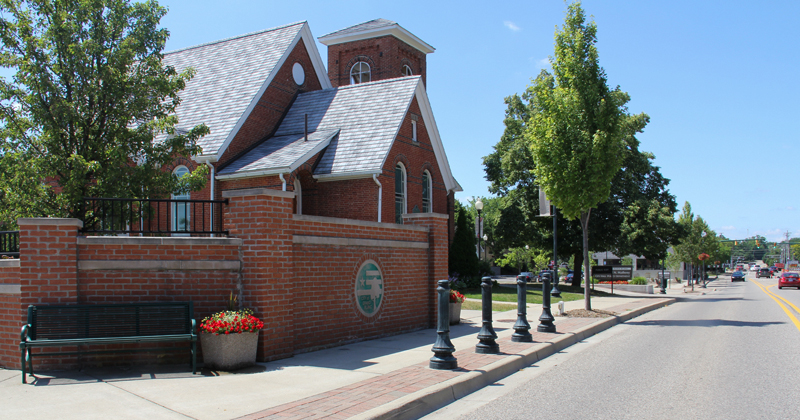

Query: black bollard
left=430, top=279, right=458, bottom=369
left=511, top=277, right=533, bottom=342
left=538, top=273, right=556, bottom=333
left=476, top=276, right=500, bottom=354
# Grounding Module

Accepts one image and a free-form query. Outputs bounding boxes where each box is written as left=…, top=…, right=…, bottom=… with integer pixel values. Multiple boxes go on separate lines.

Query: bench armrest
left=20, top=324, right=30, bottom=347
left=191, top=319, right=197, bottom=335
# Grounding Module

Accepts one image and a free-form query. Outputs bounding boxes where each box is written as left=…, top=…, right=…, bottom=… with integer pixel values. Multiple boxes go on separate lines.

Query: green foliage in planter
left=629, top=276, right=647, bottom=285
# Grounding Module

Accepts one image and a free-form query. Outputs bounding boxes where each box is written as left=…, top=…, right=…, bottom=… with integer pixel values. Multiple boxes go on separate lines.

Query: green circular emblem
left=355, top=261, right=383, bottom=317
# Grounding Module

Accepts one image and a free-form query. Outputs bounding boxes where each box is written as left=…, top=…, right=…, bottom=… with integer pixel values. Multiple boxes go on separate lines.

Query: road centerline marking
left=752, top=279, right=800, bottom=332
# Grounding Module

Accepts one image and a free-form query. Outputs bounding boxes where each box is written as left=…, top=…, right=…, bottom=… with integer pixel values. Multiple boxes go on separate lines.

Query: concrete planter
left=200, top=332, right=258, bottom=371
left=449, top=301, right=462, bottom=325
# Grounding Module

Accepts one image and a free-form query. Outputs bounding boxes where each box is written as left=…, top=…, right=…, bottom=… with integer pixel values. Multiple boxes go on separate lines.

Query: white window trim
left=350, top=61, right=371, bottom=84
left=412, top=119, right=417, bottom=142
left=395, top=162, right=407, bottom=223
left=422, top=170, right=432, bottom=213
left=402, top=64, right=413, bottom=76
left=171, top=166, right=191, bottom=236
left=294, top=178, right=302, bottom=215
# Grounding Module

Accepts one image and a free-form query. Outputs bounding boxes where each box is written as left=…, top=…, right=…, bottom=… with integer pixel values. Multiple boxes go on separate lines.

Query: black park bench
left=20, top=302, right=197, bottom=384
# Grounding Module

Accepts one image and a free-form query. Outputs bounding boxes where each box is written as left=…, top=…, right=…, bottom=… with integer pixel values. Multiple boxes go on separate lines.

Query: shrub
left=630, top=276, right=647, bottom=285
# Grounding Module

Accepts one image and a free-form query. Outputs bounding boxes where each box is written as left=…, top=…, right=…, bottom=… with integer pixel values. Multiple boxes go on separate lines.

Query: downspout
left=279, top=173, right=287, bottom=191
left=373, top=174, right=382, bottom=223
left=205, top=161, right=215, bottom=237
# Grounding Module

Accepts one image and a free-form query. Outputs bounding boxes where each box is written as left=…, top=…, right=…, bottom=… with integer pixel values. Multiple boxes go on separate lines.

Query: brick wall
left=0, top=260, right=20, bottom=369
left=1, top=188, right=449, bottom=371
left=223, top=188, right=296, bottom=362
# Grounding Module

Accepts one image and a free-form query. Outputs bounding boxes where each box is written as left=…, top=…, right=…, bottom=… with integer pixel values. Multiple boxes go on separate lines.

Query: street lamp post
left=476, top=198, right=483, bottom=262
left=525, top=244, right=530, bottom=273
left=483, top=234, right=488, bottom=262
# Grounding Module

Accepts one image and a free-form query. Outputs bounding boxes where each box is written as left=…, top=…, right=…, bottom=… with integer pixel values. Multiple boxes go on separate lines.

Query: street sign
left=591, top=265, right=633, bottom=281
left=657, top=271, right=671, bottom=280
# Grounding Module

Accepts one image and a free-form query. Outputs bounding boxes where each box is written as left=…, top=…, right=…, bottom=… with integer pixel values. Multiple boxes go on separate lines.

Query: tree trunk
left=572, top=253, right=583, bottom=287
left=580, top=210, right=592, bottom=311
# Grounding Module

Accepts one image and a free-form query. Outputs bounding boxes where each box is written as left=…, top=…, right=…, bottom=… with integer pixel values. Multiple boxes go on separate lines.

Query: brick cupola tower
left=318, top=19, right=435, bottom=88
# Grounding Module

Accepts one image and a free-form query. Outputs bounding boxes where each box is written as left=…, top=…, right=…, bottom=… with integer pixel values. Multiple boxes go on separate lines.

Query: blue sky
left=160, top=0, right=799, bottom=243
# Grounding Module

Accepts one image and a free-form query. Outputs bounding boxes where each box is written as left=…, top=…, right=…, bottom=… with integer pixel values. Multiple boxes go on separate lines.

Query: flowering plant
left=199, top=308, right=264, bottom=335
left=450, top=289, right=465, bottom=303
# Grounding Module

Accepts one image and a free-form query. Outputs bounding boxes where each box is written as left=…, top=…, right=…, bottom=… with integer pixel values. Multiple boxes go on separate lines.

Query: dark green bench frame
left=20, top=302, right=197, bottom=384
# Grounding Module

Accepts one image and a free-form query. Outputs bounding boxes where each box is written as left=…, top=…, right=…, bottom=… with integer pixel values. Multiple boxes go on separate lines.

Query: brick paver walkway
left=237, top=299, right=665, bottom=419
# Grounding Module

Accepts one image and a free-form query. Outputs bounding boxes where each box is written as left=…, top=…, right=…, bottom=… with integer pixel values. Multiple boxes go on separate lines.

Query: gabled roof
left=275, top=77, right=419, bottom=176
left=223, top=76, right=461, bottom=192
left=163, top=22, right=331, bottom=161
left=318, top=18, right=435, bottom=54
left=217, top=129, right=339, bottom=178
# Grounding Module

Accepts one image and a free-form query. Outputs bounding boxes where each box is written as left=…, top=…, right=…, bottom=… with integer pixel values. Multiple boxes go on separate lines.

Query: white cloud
left=720, top=226, right=736, bottom=231
left=504, top=21, right=521, bottom=32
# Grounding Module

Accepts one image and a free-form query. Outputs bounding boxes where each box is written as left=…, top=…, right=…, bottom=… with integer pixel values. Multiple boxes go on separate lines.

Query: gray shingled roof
left=162, top=22, right=304, bottom=158
left=274, top=76, right=420, bottom=176
left=319, top=18, right=396, bottom=39
left=218, top=129, right=339, bottom=176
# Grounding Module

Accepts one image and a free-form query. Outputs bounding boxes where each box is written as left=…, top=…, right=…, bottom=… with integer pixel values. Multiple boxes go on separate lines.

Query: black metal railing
left=0, top=231, right=20, bottom=258
left=80, top=197, right=229, bottom=237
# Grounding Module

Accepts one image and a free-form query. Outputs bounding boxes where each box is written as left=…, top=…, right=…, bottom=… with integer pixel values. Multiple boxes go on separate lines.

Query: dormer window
left=350, top=62, right=371, bottom=84
left=401, top=65, right=413, bottom=76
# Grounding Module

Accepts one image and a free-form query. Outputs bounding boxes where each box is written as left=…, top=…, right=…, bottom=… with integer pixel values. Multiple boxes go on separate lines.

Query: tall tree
left=526, top=2, right=649, bottom=308
left=448, top=202, right=479, bottom=279
left=0, top=0, right=209, bottom=227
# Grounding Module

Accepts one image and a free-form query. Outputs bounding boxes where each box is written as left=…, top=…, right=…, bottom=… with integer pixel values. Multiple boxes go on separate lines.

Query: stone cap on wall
left=222, top=188, right=296, bottom=199
left=294, top=214, right=429, bottom=232
left=78, top=236, right=243, bottom=246
left=402, top=213, right=449, bottom=221
left=17, top=218, right=84, bottom=227
left=0, top=259, right=20, bottom=268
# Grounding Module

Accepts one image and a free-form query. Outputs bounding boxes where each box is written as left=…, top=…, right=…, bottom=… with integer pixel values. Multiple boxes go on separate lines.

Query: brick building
left=0, top=19, right=460, bottom=370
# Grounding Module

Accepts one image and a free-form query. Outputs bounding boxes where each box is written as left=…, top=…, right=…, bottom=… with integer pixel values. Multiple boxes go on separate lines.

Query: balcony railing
left=0, top=231, right=19, bottom=258
left=80, top=197, right=228, bottom=237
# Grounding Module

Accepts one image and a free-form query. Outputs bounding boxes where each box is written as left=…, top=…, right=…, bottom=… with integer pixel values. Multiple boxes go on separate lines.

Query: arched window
left=172, top=166, right=190, bottom=234
left=294, top=178, right=302, bottom=215
left=395, top=163, right=406, bottom=224
left=422, top=170, right=432, bottom=213
left=401, top=65, right=413, bottom=77
left=350, top=62, right=371, bottom=84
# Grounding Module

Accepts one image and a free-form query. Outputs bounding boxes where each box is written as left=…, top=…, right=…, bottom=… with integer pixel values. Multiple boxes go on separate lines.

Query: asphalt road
left=424, top=271, right=800, bottom=419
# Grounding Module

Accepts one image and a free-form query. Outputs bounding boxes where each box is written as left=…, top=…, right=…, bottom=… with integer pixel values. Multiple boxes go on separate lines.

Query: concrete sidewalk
left=1, top=292, right=680, bottom=420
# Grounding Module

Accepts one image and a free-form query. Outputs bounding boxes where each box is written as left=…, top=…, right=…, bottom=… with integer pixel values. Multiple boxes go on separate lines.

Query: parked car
left=769, top=266, right=778, bottom=274
left=731, top=271, right=745, bottom=282
left=757, top=268, right=772, bottom=278
left=778, top=272, right=800, bottom=289
left=538, top=269, right=554, bottom=282
left=564, top=271, right=582, bottom=283
left=517, top=272, right=535, bottom=283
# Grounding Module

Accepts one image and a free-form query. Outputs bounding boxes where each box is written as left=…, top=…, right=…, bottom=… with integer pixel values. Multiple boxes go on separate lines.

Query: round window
left=292, top=62, right=305, bottom=86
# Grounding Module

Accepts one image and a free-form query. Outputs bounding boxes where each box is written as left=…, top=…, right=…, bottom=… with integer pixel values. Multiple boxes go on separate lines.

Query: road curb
left=355, top=298, right=675, bottom=420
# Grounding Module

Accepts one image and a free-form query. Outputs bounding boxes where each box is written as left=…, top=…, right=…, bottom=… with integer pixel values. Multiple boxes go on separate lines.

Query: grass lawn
left=462, top=300, right=517, bottom=312
left=463, top=284, right=610, bottom=305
